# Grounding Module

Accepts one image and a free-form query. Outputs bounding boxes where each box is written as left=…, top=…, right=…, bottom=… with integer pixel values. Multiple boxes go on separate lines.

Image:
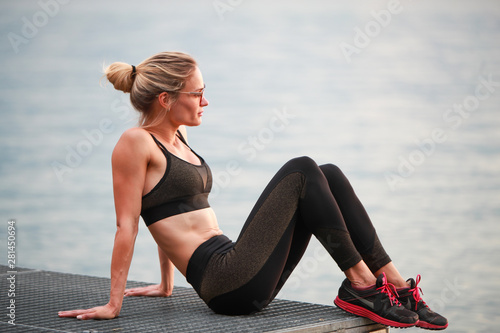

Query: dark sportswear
left=185, top=156, right=391, bottom=315
left=141, top=132, right=212, bottom=226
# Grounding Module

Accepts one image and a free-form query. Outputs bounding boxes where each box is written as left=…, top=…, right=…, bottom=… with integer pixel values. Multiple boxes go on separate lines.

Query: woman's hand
left=58, top=303, right=119, bottom=320
left=124, top=284, right=172, bottom=297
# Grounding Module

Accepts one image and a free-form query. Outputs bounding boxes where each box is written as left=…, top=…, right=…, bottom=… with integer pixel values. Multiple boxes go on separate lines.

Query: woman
left=59, top=51, right=448, bottom=330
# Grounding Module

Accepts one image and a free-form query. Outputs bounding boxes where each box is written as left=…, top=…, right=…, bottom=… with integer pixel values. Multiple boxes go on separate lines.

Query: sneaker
left=398, top=275, right=448, bottom=330
left=334, top=273, right=419, bottom=328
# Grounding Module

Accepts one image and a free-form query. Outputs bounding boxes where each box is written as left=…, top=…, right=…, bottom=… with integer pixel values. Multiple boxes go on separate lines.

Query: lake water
left=1, top=1, right=500, bottom=331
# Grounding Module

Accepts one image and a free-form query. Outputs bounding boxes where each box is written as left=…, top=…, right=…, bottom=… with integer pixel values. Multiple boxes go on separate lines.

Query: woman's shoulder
left=120, top=127, right=151, bottom=140
left=116, top=127, right=154, bottom=147
left=113, top=128, right=152, bottom=159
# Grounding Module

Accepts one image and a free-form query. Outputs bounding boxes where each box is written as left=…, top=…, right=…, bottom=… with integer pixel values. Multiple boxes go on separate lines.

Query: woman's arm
left=124, top=245, right=175, bottom=297
left=158, top=246, right=175, bottom=294
left=59, top=128, right=149, bottom=319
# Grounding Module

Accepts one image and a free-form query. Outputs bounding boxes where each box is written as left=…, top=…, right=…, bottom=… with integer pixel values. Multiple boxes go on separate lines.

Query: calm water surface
left=1, top=1, right=500, bottom=332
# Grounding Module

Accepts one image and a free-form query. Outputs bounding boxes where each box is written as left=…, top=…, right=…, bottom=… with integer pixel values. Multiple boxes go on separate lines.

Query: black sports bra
left=140, top=132, right=212, bottom=226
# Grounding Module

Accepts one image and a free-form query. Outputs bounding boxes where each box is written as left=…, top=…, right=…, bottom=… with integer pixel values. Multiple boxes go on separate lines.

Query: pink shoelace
left=408, top=274, right=428, bottom=311
left=376, top=272, right=401, bottom=307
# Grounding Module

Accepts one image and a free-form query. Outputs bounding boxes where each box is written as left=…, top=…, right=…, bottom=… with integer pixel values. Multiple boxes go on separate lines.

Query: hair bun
left=104, top=62, right=135, bottom=93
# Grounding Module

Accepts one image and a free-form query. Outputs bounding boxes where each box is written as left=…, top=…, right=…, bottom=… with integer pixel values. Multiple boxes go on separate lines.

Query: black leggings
left=186, top=156, right=391, bottom=315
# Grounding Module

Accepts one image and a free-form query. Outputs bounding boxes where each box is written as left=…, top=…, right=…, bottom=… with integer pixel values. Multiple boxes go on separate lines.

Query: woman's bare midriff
left=146, top=207, right=222, bottom=276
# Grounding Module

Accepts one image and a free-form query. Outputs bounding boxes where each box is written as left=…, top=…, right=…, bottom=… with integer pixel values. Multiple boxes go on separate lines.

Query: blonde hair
left=104, top=51, right=197, bottom=128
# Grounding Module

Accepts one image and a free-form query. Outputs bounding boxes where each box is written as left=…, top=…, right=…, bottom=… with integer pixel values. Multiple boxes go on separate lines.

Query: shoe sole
left=334, top=296, right=418, bottom=328
left=418, top=320, right=449, bottom=330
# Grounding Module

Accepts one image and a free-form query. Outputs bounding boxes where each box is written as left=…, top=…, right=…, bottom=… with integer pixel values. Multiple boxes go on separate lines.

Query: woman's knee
left=319, top=163, right=341, bottom=172
left=286, top=158, right=343, bottom=175
left=319, top=163, right=345, bottom=182
left=284, top=156, right=319, bottom=173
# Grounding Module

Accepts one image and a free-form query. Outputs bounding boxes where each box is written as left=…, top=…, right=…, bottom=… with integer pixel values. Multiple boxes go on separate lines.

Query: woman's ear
left=157, top=92, right=171, bottom=109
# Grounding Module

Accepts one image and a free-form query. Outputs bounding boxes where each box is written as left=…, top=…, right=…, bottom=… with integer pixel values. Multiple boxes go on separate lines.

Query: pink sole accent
left=418, top=321, right=449, bottom=330
left=334, top=296, right=418, bottom=328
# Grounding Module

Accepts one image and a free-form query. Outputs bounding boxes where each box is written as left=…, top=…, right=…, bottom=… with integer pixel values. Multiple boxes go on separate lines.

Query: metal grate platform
left=0, top=265, right=387, bottom=332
